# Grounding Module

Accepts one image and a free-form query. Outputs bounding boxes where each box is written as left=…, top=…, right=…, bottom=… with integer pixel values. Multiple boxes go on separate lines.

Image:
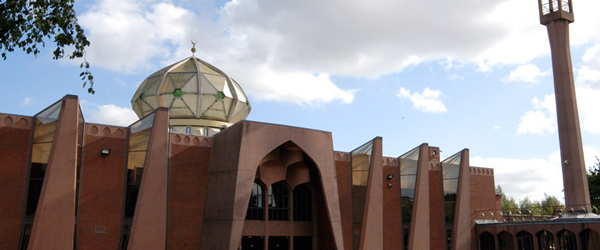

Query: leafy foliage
left=0, top=0, right=94, bottom=93
left=588, top=157, right=600, bottom=208
left=496, top=185, right=564, bottom=215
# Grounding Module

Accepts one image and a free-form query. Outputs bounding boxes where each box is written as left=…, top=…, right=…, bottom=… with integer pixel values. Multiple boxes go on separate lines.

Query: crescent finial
left=191, top=39, right=198, bottom=56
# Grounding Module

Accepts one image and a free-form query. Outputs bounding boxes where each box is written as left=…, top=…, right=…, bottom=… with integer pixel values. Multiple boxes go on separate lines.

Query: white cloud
left=472, top=145, right=600, bottom=203
left=83, top=103, right=139, bottom=126
left=397, top=87, right=447, bottom=113
left=21, top=97, right=33, bottom=106
left=77, top=0, right=600, bottom=106
left=503, top=64, right=549, bottom=83
left=493, top=125, right=503, bottom=130
left=518, top=82, right=600, bottom=135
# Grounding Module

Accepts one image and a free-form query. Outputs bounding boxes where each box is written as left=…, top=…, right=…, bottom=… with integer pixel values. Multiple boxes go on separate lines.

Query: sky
left=2, top=0, right=600, bottom=204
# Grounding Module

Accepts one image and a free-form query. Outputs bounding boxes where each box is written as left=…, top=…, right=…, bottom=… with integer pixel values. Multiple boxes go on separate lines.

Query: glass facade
left=293, top=184, right=312, bottom=222
left=121, top=113, right=154, bottom=248
left=399, top=146, right=420, bottom=250
left=441, top=151, right=462, bottom=250
left=247, top=183, right=265, bottom=220
left=350, top=140, right=373, bottom=250
left=20, top=100, right=63, bottom=250
left=268, top=182, right=289, bottom=221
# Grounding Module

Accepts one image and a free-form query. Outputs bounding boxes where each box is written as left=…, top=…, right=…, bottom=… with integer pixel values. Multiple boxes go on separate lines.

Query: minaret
left=538, top=0, right=590, bottom=210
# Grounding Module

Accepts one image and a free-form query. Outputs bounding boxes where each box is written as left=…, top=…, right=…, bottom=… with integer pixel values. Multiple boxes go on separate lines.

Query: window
left=558, top=230, right=577, bottom=250
left=517, top=231, right=534, bottom=250
left=480, top=232, right=495, bottom=250
left=269, top=182, right=289, bottom=221
left=246, top=182, right=264, bottom=220
left=537, top=230, right=555, bottom=250
left=498, top=231, right=514, bottom=250
left=293, top=184, right=312, bottom=221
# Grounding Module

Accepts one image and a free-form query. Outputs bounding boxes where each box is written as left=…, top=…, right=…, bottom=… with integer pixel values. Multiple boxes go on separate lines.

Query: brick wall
left=334, top=152, right=352, bottom=250
left=77, top=125, right=128, bottom=250
left=167, top=135, right=212, bottom=250
left=0, top=115, right=32, bottom=249
left=383, top=163, right=401, bottom=249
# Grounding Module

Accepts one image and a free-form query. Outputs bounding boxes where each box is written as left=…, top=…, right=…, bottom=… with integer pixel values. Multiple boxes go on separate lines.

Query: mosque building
left=1, top=1, right=599, bottom=250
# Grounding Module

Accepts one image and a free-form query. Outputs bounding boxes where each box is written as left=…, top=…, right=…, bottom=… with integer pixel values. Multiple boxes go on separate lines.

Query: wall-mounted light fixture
left=101, top=148, right=111, bottom=156
left=388, top=183, right=393, bottom=188
left=387, top=174, right=394, bottom=180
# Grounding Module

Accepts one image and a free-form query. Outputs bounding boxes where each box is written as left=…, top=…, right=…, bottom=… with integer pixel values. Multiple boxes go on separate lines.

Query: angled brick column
left=452, top=149, right=471, bottom=250
left=28, top=95, right=80, bottom=250
left=408, top=143, right=431, bottom=250
left=127, top=107, right=170, bottom=250
left=359, top=137, right=383, bottom=250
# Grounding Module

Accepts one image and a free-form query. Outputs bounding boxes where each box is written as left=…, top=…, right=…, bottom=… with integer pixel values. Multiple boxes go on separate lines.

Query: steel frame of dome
left=131, top=56, right=251, bottom=136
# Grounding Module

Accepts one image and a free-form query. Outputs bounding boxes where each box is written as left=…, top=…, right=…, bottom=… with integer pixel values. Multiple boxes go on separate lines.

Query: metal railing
left=473, top=205, right=599, bottom=224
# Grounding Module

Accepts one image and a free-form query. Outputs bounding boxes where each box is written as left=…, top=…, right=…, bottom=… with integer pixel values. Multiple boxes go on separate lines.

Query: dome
left=131, top=56, right=251, bottom=136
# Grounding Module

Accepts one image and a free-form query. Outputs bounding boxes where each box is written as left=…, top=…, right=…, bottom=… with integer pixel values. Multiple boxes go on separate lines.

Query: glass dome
left=131, top=56, right=251, bottom=136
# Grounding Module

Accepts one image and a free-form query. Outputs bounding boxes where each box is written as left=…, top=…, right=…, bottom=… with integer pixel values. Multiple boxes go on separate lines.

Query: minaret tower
left=538, top=0, right=590, bottom=210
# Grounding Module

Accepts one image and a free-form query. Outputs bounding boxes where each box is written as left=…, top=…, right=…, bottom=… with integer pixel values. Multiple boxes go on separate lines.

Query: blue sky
left=2, top=0, right=600, bottom=203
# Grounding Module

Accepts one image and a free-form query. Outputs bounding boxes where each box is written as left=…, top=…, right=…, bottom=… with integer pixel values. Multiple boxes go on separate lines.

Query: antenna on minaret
left=191, top=39, right=198, bottom=56
left=538, top=0, right=590, bottom=212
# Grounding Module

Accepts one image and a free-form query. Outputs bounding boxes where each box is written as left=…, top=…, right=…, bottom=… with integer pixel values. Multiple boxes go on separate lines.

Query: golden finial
left=191, top=39, right=197, bottom=56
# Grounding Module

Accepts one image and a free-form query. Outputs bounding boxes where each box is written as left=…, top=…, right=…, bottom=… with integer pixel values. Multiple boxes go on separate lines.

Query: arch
left=537, top=230, right=555, bottom=250
left=293, top=184, right=313, bottom=222
left=580, top=229, right=600, bottom=250
left=479, top=231, right=495, bottom=250
left=558, top=229, right=577, bottom=250
left=498, top=231, right=514, bottom=250
left=268, top=182, right=290, bottom=221
left=517, top=231, right=534, bottom=250
left=246, top=182, right=265, bottom=220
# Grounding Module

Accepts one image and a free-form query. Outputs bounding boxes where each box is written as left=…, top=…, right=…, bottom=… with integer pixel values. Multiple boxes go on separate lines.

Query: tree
left=496, top=186, right=518, bottom=210
left=588, top=157, right=600, bottom=208
left=0, top=0, right=94, bottom=93
left=540, top=193, right=563, bottom=215
left=518, top=196, right=541, bottom=214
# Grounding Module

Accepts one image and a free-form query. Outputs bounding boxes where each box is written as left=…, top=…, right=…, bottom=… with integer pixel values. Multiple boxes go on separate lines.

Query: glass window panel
left=350, top=140, right=374, bottom=250
left=36, top=101, right=62, bottom=124
left=199, top=62, right=221, bottom=76
left=443, top=179, right=459, bottom=195
left=199, top=95, right=217, bottom=115
left=143, top=95, right=158, bottom=111
left=181, top=75, right=199, bottom=93
left=171, top=59, right=198, bottom=73
left=222, top=80, right=233, bottom=98
left=130, top=113, right=154, bottom=134
left=442, top=152, right=461, bottom=180
left=200, top=74, right=218, bottom=95
left=352, top=170, right=370, bottom=186
left=204, top=74, right=226, bottom=91
left=206, top=127, right=220, bottom=136
left=352, top=154, right=371, bottom=171
left=182, top=94, right=198, bottom=117
left=189, top=126, right=206, bottom=136
left=168, top=72, right=196, bottom=89
left=231, top=79, right=247, bottom=103
left=400, top=176, right=416, bottom=199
